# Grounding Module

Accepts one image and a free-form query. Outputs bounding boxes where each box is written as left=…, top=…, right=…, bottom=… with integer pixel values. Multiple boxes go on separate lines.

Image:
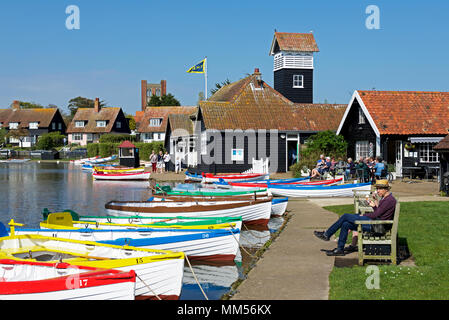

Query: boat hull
left=0, top=234, right=184, bottom=300
left=268, top=183, right=372, bottom=197
left=17, top=227, right=241, bottom=263
left=105, top=199, right=272, bottom=226
left=93, top=172, right=150, bottom=180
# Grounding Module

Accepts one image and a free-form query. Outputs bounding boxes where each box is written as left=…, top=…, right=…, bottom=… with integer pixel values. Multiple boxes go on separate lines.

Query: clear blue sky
left=1, top=0, right=448, bottom=115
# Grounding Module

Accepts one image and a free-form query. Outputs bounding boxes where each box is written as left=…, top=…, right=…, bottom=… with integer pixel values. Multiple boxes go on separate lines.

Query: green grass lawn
left=323, top=201, right=449, bottom=300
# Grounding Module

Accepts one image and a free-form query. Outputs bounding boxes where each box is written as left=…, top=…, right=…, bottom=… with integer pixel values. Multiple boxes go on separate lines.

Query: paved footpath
left=231, top=199, right=339, bottom=300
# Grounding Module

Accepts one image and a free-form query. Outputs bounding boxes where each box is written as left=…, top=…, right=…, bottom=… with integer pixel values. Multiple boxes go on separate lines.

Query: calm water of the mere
left=0, top=161, right=285, bottom=300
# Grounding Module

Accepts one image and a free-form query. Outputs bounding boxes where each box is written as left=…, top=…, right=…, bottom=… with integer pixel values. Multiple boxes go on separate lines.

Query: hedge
left=86, top=142, right=165, bottom=160
left=99, top=134, right=137, bottom=143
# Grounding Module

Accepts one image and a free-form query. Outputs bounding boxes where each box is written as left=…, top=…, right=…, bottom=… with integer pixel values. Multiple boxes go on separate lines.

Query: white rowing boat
left=0, top=259, right=136, bottom=300
left=105, top=198, right=272, bottom=226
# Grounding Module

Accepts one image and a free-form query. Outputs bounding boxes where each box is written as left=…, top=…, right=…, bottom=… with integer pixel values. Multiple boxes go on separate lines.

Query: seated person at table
left=345, top=158, right=356, bottom=180
left=373, top=157, right=386, bottom=180
left=310, top=154, right=327, bottom=179
left=313, top=179, right=397, bottom=256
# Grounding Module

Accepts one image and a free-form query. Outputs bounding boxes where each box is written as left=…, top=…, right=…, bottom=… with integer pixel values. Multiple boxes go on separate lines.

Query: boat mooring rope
left=227, top=224, right=257, bottom=260
left=184, top=255, right=209, bottom=300
left=136, top=274, right=162, bottom=300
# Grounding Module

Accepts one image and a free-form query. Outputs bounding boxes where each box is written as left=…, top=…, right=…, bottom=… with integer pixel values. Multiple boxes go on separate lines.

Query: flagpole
left=205, top=57, right=208, bottom=99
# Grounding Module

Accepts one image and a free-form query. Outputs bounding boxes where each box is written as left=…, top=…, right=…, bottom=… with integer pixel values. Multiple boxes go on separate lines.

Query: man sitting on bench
left=314, top=179, right=397, bottom=256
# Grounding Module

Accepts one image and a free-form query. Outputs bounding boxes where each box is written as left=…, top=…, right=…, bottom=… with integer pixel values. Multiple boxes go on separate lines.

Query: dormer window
left=149, top=118, right=163, bottom=127
left=75, top=121, right=85, bottom=128
left=29, top=122, right=39, bottom=129
left=9, top=122, right=19, bottom=130
left=96, top=120, right=107, bottom=128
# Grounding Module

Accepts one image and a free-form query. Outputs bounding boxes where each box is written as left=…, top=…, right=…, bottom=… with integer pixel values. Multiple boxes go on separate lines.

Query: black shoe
left=326, top=248, right=346, bottom=256
left=314, top=231, right=330, bottom=241
left=344, top=245, right=358, bottom=253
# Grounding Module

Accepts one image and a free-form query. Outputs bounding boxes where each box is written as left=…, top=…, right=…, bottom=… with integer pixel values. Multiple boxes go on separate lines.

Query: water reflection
left=0, top=162, right=285, bottom=300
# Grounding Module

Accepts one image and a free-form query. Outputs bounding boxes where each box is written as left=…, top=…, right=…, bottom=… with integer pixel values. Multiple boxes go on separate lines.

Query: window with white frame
left=29, top=122, right=39, bottom=129
left=149, top=118, right=162, bottom=127
left=9, top=122, right=19, bottom=129
left=418, top=143, right=439, bottom=163
left=96, top=120, right=107, bottom=127
left=293, top=75, right=304, bottom=88
left=86, top=133, right=93, bottom=141
left=355, top=141, right=370, bottom=160
left=75, top=121, right=85, bottom=128
left=358, top=108, right=366, bottom=124
left=73, top=133, right=83, bottom=141
left=116, top=121, right=121, bottom=129
left=52, top=122, right=56, bottom=130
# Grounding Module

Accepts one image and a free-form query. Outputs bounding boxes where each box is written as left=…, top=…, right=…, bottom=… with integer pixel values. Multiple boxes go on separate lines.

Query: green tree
left=6, top=128, right=29, bottom=147
left=67, top=97, right=106, bottom=117
left=210, top=78, right=231, bottom=96
left=35, top=131, right=65, bottom=150
left=125, top=115, right=136, bottom=131
left=291, top=130, right=348, bottom=176
left=147, top=93, right=180, bottom=107
left=0, top=128, right=7, bottom=146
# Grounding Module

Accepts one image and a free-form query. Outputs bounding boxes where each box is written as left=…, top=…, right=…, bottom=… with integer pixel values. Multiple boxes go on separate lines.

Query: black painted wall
left=338, top=100, right=377, bottom=160
left=274, top=69, right=313, bottom=103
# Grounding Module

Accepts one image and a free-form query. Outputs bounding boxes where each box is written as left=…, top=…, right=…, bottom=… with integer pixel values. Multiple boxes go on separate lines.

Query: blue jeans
left=325, top=214, right=372, bottom=250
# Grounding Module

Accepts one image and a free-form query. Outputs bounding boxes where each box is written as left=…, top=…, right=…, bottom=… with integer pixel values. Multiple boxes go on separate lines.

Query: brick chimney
left=161, top=80, right=167, bottom=96
left=12, top=100, right=20, bottom=110
left=141, top=80, right=147, bottom=111
left=94, top=98, right=101, bottom=113
left=252, top=68, right=263, bottom=88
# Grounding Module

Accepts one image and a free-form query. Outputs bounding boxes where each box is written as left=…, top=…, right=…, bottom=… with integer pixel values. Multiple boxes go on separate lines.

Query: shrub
left=99, top=143, right=118, bottom=158
left=35, top=131, right=65, bottom=150
left=135, top=142, right=165, bottom=160
left=87, top=143, right=99, bottom=157
left=291, top=131, right=348, bottom=177
left=99, top=134, right=137, bottom=143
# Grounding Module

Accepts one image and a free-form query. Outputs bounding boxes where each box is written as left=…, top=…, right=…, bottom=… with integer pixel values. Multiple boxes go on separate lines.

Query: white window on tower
left=293, top=75, right=304, bottom=88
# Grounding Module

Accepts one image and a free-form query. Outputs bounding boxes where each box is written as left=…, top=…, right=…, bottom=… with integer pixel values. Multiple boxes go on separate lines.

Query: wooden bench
left=353, top=190, right=374, bottom=215
left=355, top=202, right=400, bottom=266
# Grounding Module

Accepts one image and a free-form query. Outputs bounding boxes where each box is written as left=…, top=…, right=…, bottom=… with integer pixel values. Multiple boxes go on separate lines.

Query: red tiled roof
left=434, top=134, right=449, bottom=151
left=118, top=140, right=135, bottom=148
left=358, top=91, right=449, bottom=135
left=271, top=32, right=319, bottom=53
left=137, top=106, right=197, bottom=133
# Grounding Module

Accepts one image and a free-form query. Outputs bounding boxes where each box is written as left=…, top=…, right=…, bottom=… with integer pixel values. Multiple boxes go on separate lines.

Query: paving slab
left=231, top=199, right=339, bottom=300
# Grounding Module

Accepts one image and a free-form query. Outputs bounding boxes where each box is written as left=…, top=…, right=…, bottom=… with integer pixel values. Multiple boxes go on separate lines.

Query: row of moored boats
left=0, top=159, right=371, bottom=300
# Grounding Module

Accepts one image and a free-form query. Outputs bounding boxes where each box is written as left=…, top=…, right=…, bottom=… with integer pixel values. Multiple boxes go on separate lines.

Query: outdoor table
left=401, top=166, right=423, bottom=182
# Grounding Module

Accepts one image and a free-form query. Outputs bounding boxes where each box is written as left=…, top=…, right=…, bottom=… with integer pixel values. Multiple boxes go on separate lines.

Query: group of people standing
left=149, top=150, right=183, bottom=174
